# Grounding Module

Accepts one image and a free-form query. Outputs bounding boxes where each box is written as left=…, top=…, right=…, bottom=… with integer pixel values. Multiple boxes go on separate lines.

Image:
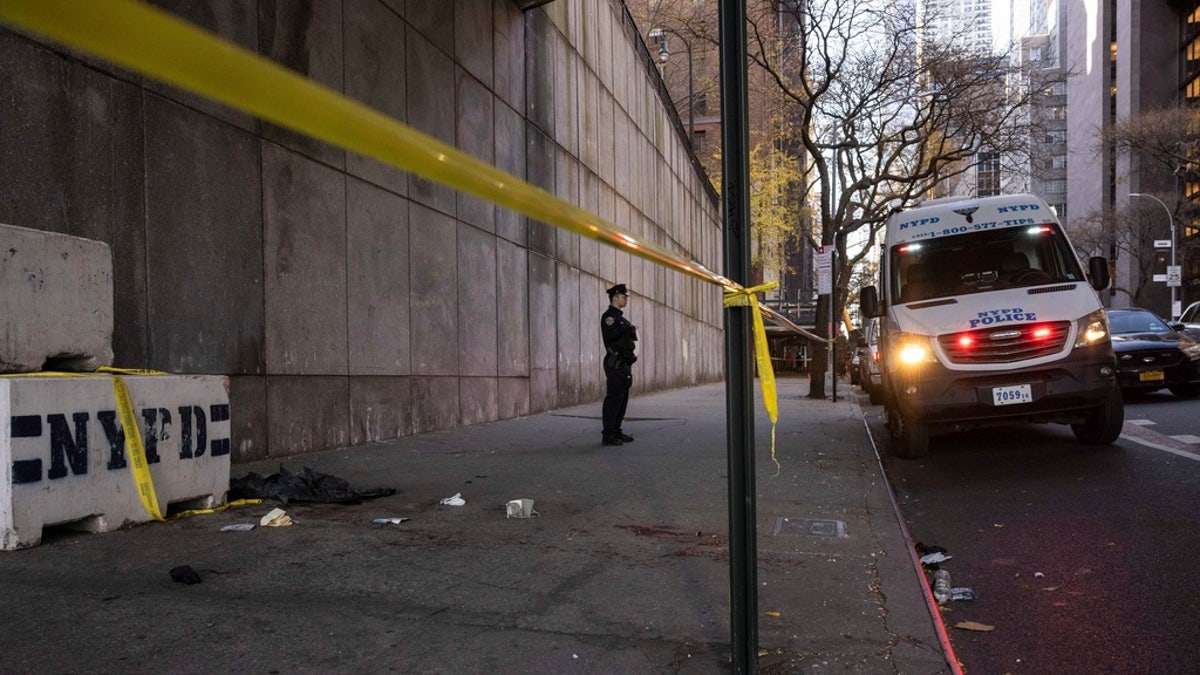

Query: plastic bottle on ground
left=932, top=569, right=952, bottom=603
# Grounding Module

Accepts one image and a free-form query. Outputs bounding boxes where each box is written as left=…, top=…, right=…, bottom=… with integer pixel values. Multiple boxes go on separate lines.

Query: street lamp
left=649, top=27, right=695, bottom=140
left=1131, top=192, right=1179, bottom=320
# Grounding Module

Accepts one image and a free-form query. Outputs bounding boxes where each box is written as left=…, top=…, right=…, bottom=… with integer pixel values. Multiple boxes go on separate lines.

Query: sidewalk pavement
left=0, top=375, right=954, bottom=674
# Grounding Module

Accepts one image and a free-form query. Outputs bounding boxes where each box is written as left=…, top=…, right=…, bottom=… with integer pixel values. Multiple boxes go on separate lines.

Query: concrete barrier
left=0, top=223, right=114, bottom=373
left=2, top=373, right=230, bottom=550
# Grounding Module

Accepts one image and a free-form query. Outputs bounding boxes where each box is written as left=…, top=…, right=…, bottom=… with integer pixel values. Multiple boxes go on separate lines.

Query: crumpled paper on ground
left=260, top=507, right=293, bottom=527
left=439, top=493, right=466, bottom=506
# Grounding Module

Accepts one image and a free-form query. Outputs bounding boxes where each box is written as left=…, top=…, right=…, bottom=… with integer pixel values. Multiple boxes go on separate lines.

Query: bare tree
left=1099, top=104, right=1200, bottom=307
left=1101, top=104, right=1200, bottom=177
left=1072, top=206, right=1162, bottom=306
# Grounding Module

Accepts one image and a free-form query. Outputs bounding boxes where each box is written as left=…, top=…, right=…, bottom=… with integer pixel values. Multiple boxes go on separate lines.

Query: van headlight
left=1073, top=309, right=1109, bottom=348
left=894, top=332, right=935, bottom=365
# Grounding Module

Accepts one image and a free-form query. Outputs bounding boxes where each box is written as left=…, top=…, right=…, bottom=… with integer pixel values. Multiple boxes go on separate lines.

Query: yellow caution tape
left=724, top=282, right=780, bottom=474
left=110, top=375, right=165, bottom=521
left=170, top=498, right=262, bottom=521
left=98, top=366, right=168, bottom=376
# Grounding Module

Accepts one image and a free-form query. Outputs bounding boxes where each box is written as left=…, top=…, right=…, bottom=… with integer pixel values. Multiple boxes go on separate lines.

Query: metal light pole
left=1131, top=192, right=1178, bottom=320
left=649, top=27, right=695, bottom=139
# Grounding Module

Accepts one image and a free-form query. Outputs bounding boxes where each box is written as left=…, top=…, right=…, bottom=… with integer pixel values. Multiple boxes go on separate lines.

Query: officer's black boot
left=601, top=432, right=623, bottom=446
left=617, top=430, right=634, bottom=442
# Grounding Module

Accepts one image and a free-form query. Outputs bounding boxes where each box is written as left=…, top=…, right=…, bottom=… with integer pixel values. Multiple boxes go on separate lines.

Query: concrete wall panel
left=350, top=375, right=412, bottom=444
left=498, top=376, right=530, bottom=419
left=528, top=252, right=557, bottom=412
left=407, top=28, right=458, bottom=217
left=526, top=126, right=557, bottom=256
left=460, top=376, right=498, bottom=427
left=555, top=263, right=582, bottom=405
left=267, top=375, right=350, bottom=455
left=455, top=0, right=494, bottom=89
left=145, top=96, right=264, bottom=374
left=412, top=376, right=460, bottom=433
left=263, top=145, right=348, bottom=375
left=409, top=204, right=458, bottom=375
left=228, top=375, right=267, bottom=462
left=457, top=224, right=498, bottom=376
left=492, top=0, right=525, bottom=112
left=347, top=178, right=410, bottom=376
left=579, top=274, right=603, bottom=401
left=494, top=102, right=527, bottom=245
left=496, top=240, right=529, bottom=377
left=144, top=0, right=259, bottom=133
left=344, top=0, right=409, bottom=195
left=456, top=72, right=496, bottom=232
left=404, top=0, right=451, bottom=55
left=258, top=0, right=345, bottom=168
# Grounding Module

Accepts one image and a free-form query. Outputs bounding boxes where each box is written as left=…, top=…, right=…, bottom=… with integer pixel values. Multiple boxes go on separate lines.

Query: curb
left=852, top=393, right=965, bottom=675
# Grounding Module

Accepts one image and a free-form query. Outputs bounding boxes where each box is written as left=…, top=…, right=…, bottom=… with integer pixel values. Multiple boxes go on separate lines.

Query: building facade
left=1064, top=0, right=1200, bottom=316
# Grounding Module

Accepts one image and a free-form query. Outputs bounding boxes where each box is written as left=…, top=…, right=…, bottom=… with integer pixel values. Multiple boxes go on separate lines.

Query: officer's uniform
left=601, top=284, right=637, bottom=445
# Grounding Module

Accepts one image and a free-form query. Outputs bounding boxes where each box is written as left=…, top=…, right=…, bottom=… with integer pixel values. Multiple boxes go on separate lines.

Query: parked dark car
left=1107, top=308, right=1200, bottom=398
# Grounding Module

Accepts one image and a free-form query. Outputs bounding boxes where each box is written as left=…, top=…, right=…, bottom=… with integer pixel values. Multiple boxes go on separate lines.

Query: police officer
left=601, top=283, right=637, bottom=446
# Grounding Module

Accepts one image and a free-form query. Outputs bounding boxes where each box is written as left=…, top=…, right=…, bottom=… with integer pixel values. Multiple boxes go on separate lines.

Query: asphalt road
left=858, top=389, right=1200, bottom=675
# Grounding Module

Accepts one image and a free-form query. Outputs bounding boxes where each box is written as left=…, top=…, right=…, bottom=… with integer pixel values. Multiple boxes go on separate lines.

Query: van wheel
left=888, top=406, right=929, bottom=459
left=1071, top=387, right=1124, bottom=445
left=868, top=384, right=883, bottom=406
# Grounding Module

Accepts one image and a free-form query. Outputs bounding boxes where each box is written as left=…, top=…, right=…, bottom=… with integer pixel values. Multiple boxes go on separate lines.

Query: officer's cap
left=607, top=283, right=628, bottom=297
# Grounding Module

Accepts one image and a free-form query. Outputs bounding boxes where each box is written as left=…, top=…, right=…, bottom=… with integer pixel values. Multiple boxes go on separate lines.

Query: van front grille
left=939, top=321, right=1071, bottom=364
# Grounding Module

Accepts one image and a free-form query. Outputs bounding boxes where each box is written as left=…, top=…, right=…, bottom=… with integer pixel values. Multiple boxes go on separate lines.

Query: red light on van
left=958, top=335, right=974, bottom=349
left=1031, top=326, right=1052, bottom=340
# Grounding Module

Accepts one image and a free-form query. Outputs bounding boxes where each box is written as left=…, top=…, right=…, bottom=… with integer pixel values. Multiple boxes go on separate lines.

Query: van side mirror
left=860, top=286, right=880, bottom=318
left=1088, top=256, right=1109, bottom=291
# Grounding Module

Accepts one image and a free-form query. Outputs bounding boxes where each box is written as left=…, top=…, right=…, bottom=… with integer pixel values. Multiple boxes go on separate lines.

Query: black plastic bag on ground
left=229, top=465, right=396, bottom=504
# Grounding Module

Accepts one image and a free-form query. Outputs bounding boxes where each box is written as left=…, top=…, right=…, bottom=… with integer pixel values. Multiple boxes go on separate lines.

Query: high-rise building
left=1064, top=1, right=1199, bottom=313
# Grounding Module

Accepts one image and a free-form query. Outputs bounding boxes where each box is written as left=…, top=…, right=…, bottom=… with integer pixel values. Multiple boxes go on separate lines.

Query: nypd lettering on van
left=968, top=307, right=1038, bottom=328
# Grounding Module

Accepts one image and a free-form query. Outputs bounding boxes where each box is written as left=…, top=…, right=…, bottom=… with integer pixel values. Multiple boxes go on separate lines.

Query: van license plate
left=1140, top=370, right=1165, bottom=382
left=992, top=384, right=1033, bottom=406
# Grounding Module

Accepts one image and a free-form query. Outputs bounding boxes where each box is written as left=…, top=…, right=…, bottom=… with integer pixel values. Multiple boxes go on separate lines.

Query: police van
left=859, top=193, right=1122, bottom=458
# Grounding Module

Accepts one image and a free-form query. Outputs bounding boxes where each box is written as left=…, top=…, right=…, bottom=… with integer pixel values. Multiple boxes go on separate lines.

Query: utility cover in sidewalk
left=772, top=517, right=846, bottom=538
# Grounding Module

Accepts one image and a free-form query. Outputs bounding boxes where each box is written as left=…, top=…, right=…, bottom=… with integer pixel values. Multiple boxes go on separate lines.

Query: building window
left=1050, top=203, right=1066, bottom=220
left=1046, top=130, right=1066, bottom=144
left=976, top=151, right=1001, bottom=197
left=692, top=129, right=707, bottom=155
left=1044, top=179, right=1066, bottom=194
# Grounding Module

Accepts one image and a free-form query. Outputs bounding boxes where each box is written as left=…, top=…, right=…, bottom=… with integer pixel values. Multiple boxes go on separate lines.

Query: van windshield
left=889, top=223, right=1085, bottom=305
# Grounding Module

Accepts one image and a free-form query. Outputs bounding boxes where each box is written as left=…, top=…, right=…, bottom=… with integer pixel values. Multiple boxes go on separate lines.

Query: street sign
left=1167, top=265, right=1182, bottom=288
left=1153, top=274, right=1168, bottom=282
left=1154, top=239, right=1172, bottom=249
left=817, top=246, right=832, bottom=295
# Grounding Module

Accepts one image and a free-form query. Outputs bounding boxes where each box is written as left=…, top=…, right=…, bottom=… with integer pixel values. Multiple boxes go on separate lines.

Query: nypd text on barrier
left=8, top=403, right=230, bottom=485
